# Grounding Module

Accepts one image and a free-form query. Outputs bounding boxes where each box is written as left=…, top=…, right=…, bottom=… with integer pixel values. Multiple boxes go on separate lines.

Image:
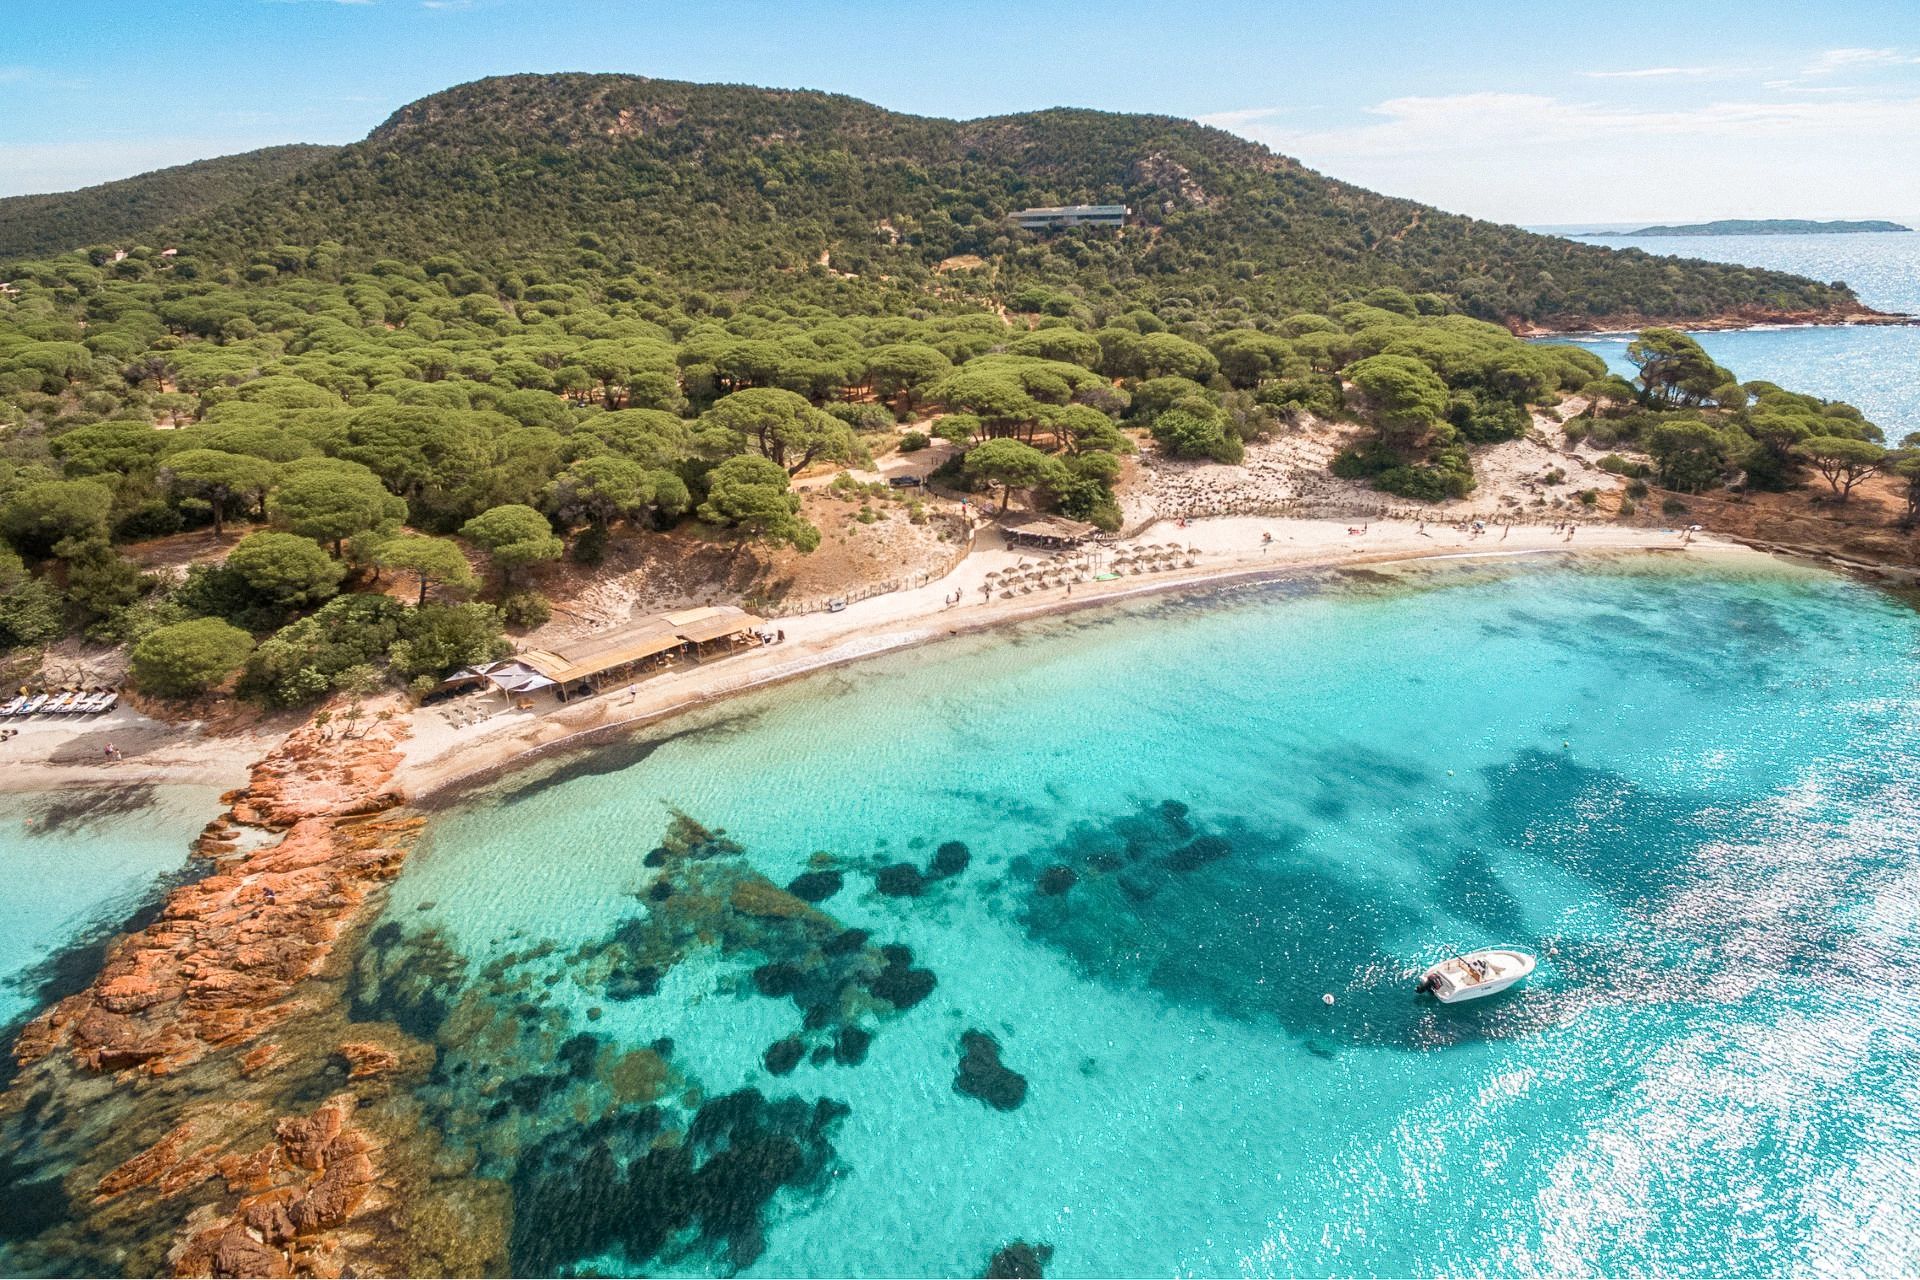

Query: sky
left=4, top=0, right=1920, bottom=225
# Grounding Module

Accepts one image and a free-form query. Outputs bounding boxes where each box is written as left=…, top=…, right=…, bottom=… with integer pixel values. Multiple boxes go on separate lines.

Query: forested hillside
left=149, top=74, right=1869, bottom=330
left=0, top=73, right=1898, bottom=709
left=0, top=145, right=339, bottom=262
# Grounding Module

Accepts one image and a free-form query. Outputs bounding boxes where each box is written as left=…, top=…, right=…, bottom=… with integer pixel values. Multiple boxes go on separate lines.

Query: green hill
left=161, top=74, right=1868, bottom=329
left=0, top=145, right=340, bottom=261
left=1599, top=218, right=1912, bottom=237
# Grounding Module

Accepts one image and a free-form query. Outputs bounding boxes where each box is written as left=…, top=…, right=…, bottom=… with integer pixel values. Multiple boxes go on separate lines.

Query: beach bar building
left=1007, top=204, right=1128, bottom=231
left=446, top=606, right=765, bottom=703
left=1000, top=513, right=1100, bottom=549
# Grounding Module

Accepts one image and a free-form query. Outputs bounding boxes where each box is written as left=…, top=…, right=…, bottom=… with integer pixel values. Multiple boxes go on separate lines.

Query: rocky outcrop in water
left=985, top=1240, right=1055, bottom=1278
left=954, top=1031, right=1027, bottom=1111
left=0, top=706, right=478, bottom=1278
left=14, top=716, right=415, bottom=1078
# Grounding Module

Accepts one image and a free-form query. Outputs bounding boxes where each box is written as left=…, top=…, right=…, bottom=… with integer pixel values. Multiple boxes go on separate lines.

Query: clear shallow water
left=355, top=555, right=1920, bottom=1277
left=0, top=784, right=223, bottom=1032
left=1554, top=228, right=1920, bottom=441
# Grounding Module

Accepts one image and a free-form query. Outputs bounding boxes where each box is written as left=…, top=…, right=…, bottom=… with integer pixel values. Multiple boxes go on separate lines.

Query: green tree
left=130, top=617, right=255, bottom=698
left=1625, top=329, right=1722, bottom=407
left=375, top=534, right=477, bottom=605
left=701, top=388, right=860, bottom=475
left=1345, top=355, right=1450, bottom=449
left=0, top=547, right=63, bottom=650
left=269, top=458, right=407, bottom=555
left=50, top=420, right=167, bottom=478
left=546, top=456, right=689, bottom=534
left=865, top=343, right=953, bottom=409
left=162, top=449, right=277, bottom=536
left=461, top=503, right=564, bottom=587
left=1150, top=409, right=1243, bottom=464
left=1, top=478, right=114, bottom=559
left=696, top=454, right=820, bottom=551
left=226, top=531, right=346, bottom=607
left=1795, top=436, right=1888, bottom=500
left=963, top=438, right=1064, bottom=512
left=1646, top=420, right=1735, bottom=493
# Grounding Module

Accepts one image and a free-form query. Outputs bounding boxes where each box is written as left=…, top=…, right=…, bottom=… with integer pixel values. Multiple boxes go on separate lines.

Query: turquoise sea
left=1547, top=227, right=1920, bottom=440
left=343, top=554, right=1920, bottom=1277
left=0, top=783, right=224, bottom=1035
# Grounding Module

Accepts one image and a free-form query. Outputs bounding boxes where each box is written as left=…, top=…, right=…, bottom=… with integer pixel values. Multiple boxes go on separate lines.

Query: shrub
left=500, top=591, right=552, bottom=628
left=826, top=402, right=895, bottom=431
left=1150, top=409, right=1243, bottom=464
left=1596, top=454, right=1649, bottom=478
left=130, top=618, right=255, bottom=698
left=1578, top=489, right=1599, bottom=506
left=1375, top=451, right=1476, bottom=502
left=1661, top=497, right=1691, bottom=517
left=239, top=594, right=407, bottom=707
left=899, top=431, right=929, bottom=453
left=1625, top=478, right=1649, bottom=499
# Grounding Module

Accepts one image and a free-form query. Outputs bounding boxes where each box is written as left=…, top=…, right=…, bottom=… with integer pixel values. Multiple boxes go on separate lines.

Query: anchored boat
left=1417, top=948, right=1535, bottom=1003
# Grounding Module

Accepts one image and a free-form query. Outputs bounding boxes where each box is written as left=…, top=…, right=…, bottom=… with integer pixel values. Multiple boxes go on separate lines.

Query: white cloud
left=1804, top=47, right=1920, bottom=75
left=1580, top=66, right=1725, bottom=80
left=1210, top=91, right=1920, bottom=224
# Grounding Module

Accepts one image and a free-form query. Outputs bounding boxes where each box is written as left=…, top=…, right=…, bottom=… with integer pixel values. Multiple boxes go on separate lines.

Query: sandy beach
left=0, top=515, right=1756, bottom=809
left=0, top=702, right=275, bottom=796
left=388, top=515, right=1756, bottom=801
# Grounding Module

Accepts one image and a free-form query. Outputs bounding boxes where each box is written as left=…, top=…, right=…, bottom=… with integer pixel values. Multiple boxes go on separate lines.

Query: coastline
left=1515, top=306, right=1914, bottom=338
left=0, top=515, right=1790, bottom=1277
left=390, top=517, right=1765, bottom=805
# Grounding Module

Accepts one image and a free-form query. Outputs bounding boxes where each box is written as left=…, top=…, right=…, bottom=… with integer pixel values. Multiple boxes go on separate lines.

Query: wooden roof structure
left=1001, top=514, right=1099, bottom=545
left=664, top=606, right=764, bottom=645
left=514, top=607, right=765, bottom=684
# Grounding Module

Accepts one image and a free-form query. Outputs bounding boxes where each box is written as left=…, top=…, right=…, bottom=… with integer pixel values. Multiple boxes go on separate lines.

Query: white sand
left=393, top=515, right=1747, bottom=799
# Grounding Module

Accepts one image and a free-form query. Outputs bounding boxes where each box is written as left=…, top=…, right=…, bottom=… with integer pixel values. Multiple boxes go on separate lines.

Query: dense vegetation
left=22, top=73, right=1863, bottom=331
left=0, top=146, right=338, bottom=261
left=1559, top=327, right=1905, bottom=500
left=0, top=74, right=1899, bottom=707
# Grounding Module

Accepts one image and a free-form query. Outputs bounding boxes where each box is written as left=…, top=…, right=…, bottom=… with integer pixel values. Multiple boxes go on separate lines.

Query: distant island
left=1595, top=218, right=1913, bottom=237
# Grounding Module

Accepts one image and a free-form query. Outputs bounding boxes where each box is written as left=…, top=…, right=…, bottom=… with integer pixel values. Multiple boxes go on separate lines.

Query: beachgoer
left=777, top=629, right=785, bottom=643
left=263, top=887, right=277, bottom=905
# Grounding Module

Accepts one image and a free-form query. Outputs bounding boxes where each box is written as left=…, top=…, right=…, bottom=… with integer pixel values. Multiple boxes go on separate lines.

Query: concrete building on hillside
left=1007, top=204, right=1128, bottom=231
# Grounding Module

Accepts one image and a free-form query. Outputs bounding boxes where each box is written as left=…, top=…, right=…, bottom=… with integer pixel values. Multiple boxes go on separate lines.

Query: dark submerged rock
left=954, top=1031, right=1027, bottom=1111
left=869, top=964, right=936, bottom=1010
left=833, top=1026, right=872, bottom=1065
left=1036, top=864, right=1078, bottom=895
left=928, top=840, right=971, bottom=879
left=1164, top=834, right=1232, bottom=872
left=787, top=870, right=844, bottom=903
left=751, top=961, right=807, bottom=999
left=604, top=963, right=662, bottom=1002
left=763, top=1037, right=805, bottom=1076
left=985, top=1241, right=1055, bottom=1278
left=822, top=927, right=870, bottom=956
left=874, top=862, right=925, bottom=897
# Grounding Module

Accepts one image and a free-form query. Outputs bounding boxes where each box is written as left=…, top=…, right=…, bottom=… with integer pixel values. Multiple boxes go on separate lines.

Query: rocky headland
left=0, top=703, right=499, bottom=1278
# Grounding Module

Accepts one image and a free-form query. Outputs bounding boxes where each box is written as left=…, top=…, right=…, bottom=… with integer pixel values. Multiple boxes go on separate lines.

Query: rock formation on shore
left=0, top=703, right=494, bottom=1278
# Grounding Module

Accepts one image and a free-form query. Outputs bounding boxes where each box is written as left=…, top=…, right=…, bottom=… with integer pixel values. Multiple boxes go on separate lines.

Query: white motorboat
left=1417, top=948, right=1536, bottom=1003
